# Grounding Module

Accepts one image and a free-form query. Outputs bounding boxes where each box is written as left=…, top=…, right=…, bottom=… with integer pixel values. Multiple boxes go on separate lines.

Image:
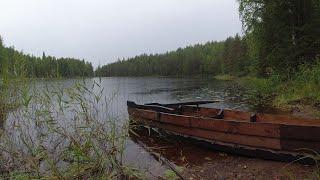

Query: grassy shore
left=238, top=62, right=320, bottom=117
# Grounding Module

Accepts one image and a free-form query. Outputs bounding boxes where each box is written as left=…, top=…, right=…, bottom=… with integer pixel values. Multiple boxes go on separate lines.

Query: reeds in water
left=0, top=79, right=144, bottom=179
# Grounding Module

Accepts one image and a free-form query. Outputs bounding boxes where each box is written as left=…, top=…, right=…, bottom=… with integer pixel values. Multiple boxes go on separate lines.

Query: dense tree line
left=96, top=0, right=320, bottom=77
left=0, top=36, right=93, bottom=79
left=96, top=34, right=249, bottom=76
left=239, top=0, right=320, bottom=76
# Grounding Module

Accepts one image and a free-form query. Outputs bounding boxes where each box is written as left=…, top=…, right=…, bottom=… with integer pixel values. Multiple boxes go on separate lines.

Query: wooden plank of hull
left=280, top=125, right=320, bottom=141
left=165, top=112, right=320, bottom=142
left=128, top=108, right=157, bottom=121
left=129, top=107, right=320, bottom=150
left=180, top=106, right=320, bottom=127
left=130, top=108, right=264, bottom=136
left=135, top=117, right=320, bottom=153
left=281, top=139, right=320, bottom=152
left=257, top=113, right=320, bottom=126
left=129, top=108, right=320, bottom=142
left=137, top=119, right=282, bottom=150
left=189, top=115, right=281, bottom=138
left=131, top=126, right=314, bottom=164
left=161, top=112, right=281, bottom=138
left=161, top=113, right=191, bottom=127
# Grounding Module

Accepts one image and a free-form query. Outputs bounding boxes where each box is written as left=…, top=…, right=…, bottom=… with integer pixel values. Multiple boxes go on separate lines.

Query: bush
left=240, top=75, right=280, bottom=109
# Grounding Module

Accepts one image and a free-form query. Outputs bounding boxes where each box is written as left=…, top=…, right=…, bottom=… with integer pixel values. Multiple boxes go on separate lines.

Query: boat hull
left=132, top=125, right=314, bottom=164
left=127, top=102, right=320, bottom=164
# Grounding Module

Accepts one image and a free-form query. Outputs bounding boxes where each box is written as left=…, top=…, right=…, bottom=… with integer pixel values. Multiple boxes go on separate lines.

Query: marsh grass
left=0, top=79, right=144, bottom=179
left=0, top=79, right=22, bottom=128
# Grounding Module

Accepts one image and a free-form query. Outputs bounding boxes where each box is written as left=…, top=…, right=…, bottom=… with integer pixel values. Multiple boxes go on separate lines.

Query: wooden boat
left=127, top=101, right=320, bottom=163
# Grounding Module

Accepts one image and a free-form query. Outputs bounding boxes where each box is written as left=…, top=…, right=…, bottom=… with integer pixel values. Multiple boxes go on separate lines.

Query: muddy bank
left=130, top=127, right=316, bottom=179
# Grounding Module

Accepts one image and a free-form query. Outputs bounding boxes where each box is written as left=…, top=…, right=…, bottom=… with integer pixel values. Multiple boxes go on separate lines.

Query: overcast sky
left=0, top=0, right=242, bottom=67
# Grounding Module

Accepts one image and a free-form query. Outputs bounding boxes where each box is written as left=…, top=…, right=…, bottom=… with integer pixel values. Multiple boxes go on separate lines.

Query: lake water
left=32, top=77, right=251, bottom=117
left=2, top=77, right=308, bottom=179
left=3, top=77, right=288, bottom=178
left=34, top=77, right=253, bottom=177
left=96, top=77, right=251, bottom=117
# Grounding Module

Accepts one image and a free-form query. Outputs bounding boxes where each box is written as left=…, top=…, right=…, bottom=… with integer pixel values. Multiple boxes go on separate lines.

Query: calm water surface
left=4, top=77, right=312, bottom=179
left=9, top=77, right=255, bottom=177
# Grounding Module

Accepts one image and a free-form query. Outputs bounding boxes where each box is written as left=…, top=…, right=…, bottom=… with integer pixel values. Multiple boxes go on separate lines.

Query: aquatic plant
left=0, top=79, right=144, bottom=179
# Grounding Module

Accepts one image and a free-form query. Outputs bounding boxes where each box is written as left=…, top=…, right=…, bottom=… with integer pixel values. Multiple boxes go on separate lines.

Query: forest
left=0, top=37, right=94, bottom=79
left=96, top=0, right=320, bottom=78
left=95, top=35, right=248, bottom=76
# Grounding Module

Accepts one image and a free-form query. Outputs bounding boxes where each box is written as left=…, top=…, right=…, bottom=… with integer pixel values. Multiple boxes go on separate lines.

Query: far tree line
left=95, top=35, right=248, bottom=77
left=0, top=37, right=94, bottom=79
left=96, top=0, right=320, bottom=78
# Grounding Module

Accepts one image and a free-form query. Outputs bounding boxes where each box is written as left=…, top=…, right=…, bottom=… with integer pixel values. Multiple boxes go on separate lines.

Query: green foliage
left=240, top=76, right=279, bottom=108
left=96, top=35, right=249, bottom=77
left=239, top=0, right=320, bottom=76
left=241, top=59, right=320, bottom=110
left=273, top=60, right=320, bottom=108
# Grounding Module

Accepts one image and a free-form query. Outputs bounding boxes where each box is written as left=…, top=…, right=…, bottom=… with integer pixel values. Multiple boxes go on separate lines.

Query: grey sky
left=0, top=0, right=242, bottom=67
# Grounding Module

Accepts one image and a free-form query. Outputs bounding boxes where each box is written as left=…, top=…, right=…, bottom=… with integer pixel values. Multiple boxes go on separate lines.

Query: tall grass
left=274, top=62, right=320, bottom=108
left=240, top=59, right=320, bottom=112
left=240, top=75, right=281, bottom=109
left=0, top=79, right=21, bottom=128
left=0, top=79, right=144, bottom=179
